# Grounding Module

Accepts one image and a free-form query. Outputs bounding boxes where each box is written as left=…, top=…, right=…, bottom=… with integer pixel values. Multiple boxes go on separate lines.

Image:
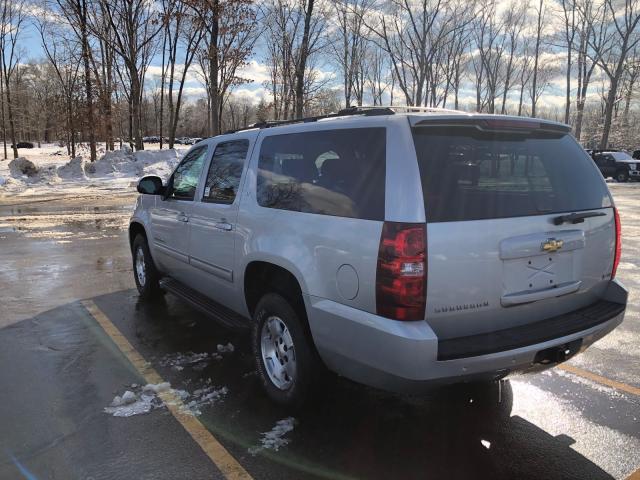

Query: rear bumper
left=305, top=279, right=627, bottom=394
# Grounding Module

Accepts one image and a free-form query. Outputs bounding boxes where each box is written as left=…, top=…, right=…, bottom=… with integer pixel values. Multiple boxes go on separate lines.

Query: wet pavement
left=0, top=188, right=639, bottom=480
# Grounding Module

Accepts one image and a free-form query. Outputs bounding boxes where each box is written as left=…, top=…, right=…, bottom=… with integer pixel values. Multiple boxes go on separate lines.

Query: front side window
left=256, top=128, right=386, bottom=220
left=170, top=146, right=208, bottom=200
left=202, top=140, right=249, bottom=204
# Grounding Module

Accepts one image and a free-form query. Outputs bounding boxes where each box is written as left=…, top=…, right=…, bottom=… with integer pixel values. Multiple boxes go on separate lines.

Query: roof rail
left=222, top=105, right=464, bottom=135
left=223, top=106, right=394, bottom=134
left=379, top=105, right=465, bottom=114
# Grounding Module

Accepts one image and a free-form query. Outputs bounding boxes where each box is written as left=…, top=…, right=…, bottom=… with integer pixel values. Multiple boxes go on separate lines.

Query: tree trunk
left=0, top=49, right=6, bottom=160
left=295, top=0, right=315, bottom=119
left=600, top=75, right=619, bottom=149
left=564, top=47, right=571, bottom=124
left=3, top=75, right=18, bottom=159
left=160, top=24, right=167, bottom=150
left=209, top=1, right=220, bottom=136
left=531, top=0, right=543, bottom=118
left=79, top=0, right=96, bottom=161
left=130, top=68, right=144, bottom=151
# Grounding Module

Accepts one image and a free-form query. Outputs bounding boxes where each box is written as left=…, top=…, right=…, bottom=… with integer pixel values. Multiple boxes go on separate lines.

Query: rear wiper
left=553, top=211, right=607, bottom=225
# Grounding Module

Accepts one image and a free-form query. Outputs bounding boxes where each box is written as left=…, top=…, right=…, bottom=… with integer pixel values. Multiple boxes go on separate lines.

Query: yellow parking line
left=81, top=300, right=253, bottom=480
left=558, top=364, right=640, bottom=397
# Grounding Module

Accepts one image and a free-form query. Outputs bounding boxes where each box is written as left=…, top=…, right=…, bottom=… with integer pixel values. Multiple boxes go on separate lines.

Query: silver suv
left=130, top=107, right=628, bottom=407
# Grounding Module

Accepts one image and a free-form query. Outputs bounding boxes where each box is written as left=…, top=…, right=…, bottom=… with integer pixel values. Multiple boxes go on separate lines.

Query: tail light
left=376, top=222, right=426, bottom=321
left=612, top=207, right=621, bottom=279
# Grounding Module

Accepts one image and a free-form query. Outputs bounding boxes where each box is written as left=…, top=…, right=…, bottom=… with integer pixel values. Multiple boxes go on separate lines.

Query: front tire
left=132, top=234, right=161, bottom=299
left=252, top=293, right=319, bottom=408
left=616, top=170, right=629, bottom=182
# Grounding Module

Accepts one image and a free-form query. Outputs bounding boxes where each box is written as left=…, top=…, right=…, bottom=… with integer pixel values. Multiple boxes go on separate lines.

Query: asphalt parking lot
left=0, top=187, right=639, bottom=480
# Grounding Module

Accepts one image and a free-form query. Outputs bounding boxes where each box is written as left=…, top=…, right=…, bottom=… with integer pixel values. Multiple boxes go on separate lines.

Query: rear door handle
left=177, top=212, right=189, bottom=223
left=214, top=222, right=232, bottom=231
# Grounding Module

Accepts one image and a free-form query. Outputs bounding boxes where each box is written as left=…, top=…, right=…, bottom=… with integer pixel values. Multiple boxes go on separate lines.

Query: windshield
left=412, top=126, right=612, bottom=222
left=610, top=151, right=636, bottom=162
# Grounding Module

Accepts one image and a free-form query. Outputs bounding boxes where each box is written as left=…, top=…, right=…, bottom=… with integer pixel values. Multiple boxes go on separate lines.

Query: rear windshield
left=412, top=126, right=612, bottom=222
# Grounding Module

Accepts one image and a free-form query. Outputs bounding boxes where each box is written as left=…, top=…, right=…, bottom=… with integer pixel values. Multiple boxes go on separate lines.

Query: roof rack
left=223, top=105, right=465, bottom=135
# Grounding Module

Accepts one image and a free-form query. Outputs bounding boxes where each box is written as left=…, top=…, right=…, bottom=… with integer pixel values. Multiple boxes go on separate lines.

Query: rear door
left=187, top=138, right=251, bottom=313
left=411, top=121, right=615, bottom=339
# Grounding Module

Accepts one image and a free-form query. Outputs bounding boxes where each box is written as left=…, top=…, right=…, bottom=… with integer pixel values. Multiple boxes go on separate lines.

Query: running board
left=159, top=277, right=249, bottom=331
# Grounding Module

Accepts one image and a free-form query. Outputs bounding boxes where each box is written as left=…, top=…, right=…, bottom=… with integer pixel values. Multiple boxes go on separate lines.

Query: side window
left=256, top=128, right=386, bottom=220
left=202, top=140, right=249, bottom=204
left=170, top=146, right=208, bottom=200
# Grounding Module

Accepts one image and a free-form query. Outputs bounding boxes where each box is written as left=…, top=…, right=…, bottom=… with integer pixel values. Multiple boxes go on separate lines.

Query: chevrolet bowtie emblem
left=541, top=238, right=564, bottom=253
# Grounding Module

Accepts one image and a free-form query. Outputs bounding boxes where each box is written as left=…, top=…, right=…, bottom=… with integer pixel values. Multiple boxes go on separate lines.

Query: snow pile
left=8, top=158, right=39, bottom=178
left=83, top=147, right=181, bottom=179
left=57, top=156, right=88, bottom=180
left=249, top=417, right=297, bottom=455
left=0, top=145, right=183, bottom=193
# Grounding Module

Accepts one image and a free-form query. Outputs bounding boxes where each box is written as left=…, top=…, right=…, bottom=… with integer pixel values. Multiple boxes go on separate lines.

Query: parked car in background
left=11, top=142, right=35, bottom=149
left=130, top=107, right=627, bottom=407
left=590, top=150, right=640, bottom=182
left=632, top=150, right=640, bottom=159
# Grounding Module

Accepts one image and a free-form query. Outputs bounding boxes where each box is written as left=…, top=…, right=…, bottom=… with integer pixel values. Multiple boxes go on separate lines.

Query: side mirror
left=137, top=176, right=164, bottom=195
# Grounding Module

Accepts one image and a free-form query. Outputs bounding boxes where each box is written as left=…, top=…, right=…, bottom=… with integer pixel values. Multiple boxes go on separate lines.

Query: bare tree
left=330, top=0, right=371, bottom=108
left=560, top=0, right=578, bottom=123
left=590, top=0, right=640, bottom=148
left=55, top=0, right=97, bottom=161
left=0, top=0, right=26, bottom=159
left=530, top=0, right=546, bottom=117
left=35, top=16, right=82, bottom=156
left=97, top=0, right=164, bottom=150
left=294, top=0, right=315, bottom=118
left=189, top=0, right=257, bottom=135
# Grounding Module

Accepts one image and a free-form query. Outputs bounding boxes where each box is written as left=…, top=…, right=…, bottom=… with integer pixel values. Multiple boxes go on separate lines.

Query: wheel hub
left=135, top=246, right=146, bottom=286
left=260, top=315, right=296, bottom=390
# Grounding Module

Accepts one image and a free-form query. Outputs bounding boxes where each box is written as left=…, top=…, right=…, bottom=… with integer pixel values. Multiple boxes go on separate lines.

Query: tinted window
left=203, top=140, right=249, bottom=204
left=257, top=128, right=386, bottom=220
left=170, top=146, right=208, bottom=200
left=412, top=127, right=611, bottom=222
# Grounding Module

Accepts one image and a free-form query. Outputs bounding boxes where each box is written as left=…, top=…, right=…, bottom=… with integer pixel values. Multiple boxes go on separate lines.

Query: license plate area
left=500, top=230, right=585, bottom=304
left=503, top=251, right=579, bottom=294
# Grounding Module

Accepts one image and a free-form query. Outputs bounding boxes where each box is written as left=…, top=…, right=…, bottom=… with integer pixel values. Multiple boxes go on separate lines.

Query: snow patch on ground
left=175, top=382, right=229, bottom=416
left=159, top=351, right=218, bottom=372
left=249, top=417, right=297, bottom=455
left=104, top=384, right=167, bottom=417
left=104, top=379, right=228, bottom=418
left=217, top=343, right=235, bottom=354
left=159, top=345, right=235, bottom=372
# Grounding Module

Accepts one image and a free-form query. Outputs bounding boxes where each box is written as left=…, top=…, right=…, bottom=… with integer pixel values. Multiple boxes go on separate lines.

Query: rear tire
left=132, top=234, right=162, bottom=299
left=252, top=293, right=319, bottom=408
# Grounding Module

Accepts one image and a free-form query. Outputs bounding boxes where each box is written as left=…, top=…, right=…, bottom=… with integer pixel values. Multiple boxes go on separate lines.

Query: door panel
left=187, top=139, right=250, bottom=314
left=151, top=199, right=193, bottom=281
